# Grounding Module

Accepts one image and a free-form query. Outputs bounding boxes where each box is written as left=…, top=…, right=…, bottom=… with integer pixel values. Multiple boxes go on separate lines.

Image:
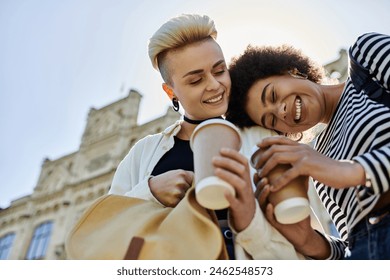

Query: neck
left=183, top=115, right=223, bottom=125
left=321, top=82, right=345, bottom=124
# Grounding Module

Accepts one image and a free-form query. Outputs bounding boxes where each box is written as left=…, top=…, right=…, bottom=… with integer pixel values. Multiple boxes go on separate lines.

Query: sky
left=1, top=0, right=390, bottom=209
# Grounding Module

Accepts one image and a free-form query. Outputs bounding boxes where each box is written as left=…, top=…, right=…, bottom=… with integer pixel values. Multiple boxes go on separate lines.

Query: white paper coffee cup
left=273, top=197, right=310, bottom=224
left=190, top=119, right=241, bottom=210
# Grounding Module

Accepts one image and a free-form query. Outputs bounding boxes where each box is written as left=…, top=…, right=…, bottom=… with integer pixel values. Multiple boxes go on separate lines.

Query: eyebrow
left=261, top=83, right=271, bottom=105
left=182, top=59, right=225, bottom=78
left=260, top=83, right=271, bottom=127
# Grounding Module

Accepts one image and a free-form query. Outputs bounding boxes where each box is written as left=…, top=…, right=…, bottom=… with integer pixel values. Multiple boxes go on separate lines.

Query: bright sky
left=1, top=0, right=390, bottom=208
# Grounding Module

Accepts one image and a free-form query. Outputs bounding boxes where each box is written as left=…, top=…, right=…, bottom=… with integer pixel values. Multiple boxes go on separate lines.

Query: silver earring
left=288, top=68, right=308, bottom=79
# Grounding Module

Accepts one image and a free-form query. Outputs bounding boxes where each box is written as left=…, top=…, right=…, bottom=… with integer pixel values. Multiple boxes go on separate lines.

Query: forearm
left=313, top=159, right=365, bottom=189
left=295, top=229, right=331, bottom=259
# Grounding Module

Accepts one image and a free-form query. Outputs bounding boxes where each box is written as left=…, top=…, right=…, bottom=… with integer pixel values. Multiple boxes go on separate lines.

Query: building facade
left=0, top=89, right=179, bottom=259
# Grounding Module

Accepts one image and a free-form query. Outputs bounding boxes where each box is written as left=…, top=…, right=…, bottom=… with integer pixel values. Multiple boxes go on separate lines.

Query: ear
left=162, top=83, right=174, bottom=100
left=288, top=68, right=308, bottom=79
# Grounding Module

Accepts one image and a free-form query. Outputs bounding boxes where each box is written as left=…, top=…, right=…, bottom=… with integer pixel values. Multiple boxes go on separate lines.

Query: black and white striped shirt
left=314, top=32, right=390, bottom=259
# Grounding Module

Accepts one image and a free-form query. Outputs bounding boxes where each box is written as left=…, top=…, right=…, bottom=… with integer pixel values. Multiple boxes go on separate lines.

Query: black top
left=151, top=136, right=227, bottom=220
left=151, top=137, right=194, bottom=175
left=151, top=136, right=234, bottom=259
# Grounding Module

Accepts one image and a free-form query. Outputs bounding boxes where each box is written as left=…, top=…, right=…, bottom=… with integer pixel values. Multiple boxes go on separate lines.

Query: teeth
left=205, top=94, right=223, bottom=103
left=295, top=98, right=301, bottom=121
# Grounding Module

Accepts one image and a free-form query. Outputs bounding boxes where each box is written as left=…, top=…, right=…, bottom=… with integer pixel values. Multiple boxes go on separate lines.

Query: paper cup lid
left=189, top=118, right=242, bottom=151
left=274, top=197, right=310, bottom=224
left=195, top=176, right=235, bottom=210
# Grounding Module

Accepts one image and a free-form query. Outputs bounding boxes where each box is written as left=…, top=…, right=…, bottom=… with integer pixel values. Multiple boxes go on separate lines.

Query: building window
left=26, top=221, right=53, bottom=260
left=0, top=233, right=16, bottom=260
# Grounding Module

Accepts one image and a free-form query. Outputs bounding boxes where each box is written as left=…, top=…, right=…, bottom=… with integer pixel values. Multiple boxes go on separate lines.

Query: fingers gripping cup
left=190, top=119, right=242, bottom=210
left=251, top=148, right=310, bottom=224
left=267, top=165, right=310, bottom=224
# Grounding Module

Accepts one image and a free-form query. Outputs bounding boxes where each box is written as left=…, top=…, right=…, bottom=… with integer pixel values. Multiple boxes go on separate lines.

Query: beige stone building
left=0, top=51, right=347, bottom=260
left=324, top=49, right=348, bottom=82
left=0, top=89, right=179, bottom=259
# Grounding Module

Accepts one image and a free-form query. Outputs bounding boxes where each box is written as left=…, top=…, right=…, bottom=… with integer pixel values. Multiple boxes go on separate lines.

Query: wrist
left=298, top=230, right=330, bottom=259
left=230, top=202, right=256, bottom=232
left=339, top=160, right=366, bottom=187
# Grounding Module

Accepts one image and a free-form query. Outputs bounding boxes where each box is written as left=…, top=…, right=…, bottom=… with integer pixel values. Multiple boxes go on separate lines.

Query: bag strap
left=349, top=49, right=390, bottom=108
left=124, top=237, right=145, bottom=260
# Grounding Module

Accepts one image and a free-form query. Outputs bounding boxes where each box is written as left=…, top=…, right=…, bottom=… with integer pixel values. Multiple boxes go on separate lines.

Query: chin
left=217, top=107, right=228, bottom=117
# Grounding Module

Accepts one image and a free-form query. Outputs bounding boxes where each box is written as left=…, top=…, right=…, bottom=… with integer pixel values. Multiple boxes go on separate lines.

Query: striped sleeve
left=350, top=32, right=390, bottom=91
left=350, top=32, right=390, bottom=195
left=316, top=231, right=346, bottom=260
left=353, top=145, right=390, bottom=194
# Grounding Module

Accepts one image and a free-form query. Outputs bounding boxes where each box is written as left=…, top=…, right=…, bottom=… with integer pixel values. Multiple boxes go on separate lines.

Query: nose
left=205, top=75, right=219, bottom=91
left=276, top=102, right=287, bottom=120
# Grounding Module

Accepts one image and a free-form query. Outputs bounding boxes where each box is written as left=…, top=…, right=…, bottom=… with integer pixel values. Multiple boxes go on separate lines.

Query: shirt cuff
left=231, top=202, right=302, bottom=259
left=125, top=177, right=163, bottom=205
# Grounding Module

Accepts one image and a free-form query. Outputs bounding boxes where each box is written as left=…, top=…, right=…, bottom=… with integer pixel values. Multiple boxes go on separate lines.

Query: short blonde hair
left=148, top=14, right=217, bottom=83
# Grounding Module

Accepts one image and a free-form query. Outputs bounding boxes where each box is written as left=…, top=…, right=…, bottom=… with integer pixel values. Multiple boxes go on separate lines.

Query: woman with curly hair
left=226, top=33, right=390, bottom=259
left=226, top=44, right=326, bottom=135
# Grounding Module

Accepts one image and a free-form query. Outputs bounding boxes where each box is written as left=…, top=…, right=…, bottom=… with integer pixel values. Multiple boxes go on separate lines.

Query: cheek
left=225, top=75, right=232, bottom=89
left=219, top=75, right=231, bottom=94
left=305, top=98, right=322, bottom=119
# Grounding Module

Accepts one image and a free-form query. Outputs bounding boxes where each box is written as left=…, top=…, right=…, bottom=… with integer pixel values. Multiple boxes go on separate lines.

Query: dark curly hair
left=226, top=44, right=326, bottom=128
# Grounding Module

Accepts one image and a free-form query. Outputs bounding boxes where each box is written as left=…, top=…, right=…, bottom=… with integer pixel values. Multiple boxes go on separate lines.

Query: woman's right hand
left=255, top=136, right=365, bottom=190
left=148, top=169, right=194, bottom=207
left=253, top=173, right=271, bottom=213
left=254, top=165, right=331, bottom=259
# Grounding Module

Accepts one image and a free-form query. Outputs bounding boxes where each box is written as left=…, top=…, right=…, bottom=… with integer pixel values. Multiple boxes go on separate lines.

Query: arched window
left=0, top=233, right=16, bottom=259
left=26, top=221, right=53, bottom=260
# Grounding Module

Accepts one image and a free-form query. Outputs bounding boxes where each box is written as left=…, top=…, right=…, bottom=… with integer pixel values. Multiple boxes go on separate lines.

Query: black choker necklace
left=183, top=115, right=223, bottom=125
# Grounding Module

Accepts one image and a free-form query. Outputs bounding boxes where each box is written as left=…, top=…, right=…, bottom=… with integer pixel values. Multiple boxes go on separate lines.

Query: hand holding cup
left=251, top=147, right=310, bottom=224
left=190, top=119, right=242, bottom=210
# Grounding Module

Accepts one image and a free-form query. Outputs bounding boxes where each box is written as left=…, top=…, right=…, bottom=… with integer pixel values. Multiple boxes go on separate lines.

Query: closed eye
left=264, top=113, right=276, bottom=129
left=189, top=78, right=202, bottom=85
left=271, top=115, right=276, bottom=127
left=271, top=86, right=276, bottom=103
left=214, top=69, right=226, bottom=75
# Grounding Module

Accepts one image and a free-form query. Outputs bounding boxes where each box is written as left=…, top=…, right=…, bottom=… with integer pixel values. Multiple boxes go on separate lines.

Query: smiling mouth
left=204, top=93, right=223, bottom=104
left=294, top=96, right=302, bottom=121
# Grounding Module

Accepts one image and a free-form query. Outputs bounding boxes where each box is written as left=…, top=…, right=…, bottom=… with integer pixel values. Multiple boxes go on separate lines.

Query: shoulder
left=350, top=32, right=389, bottom=53
left=349, top=32, right=390, bottom=73
left=138, top=121, right=181, bottom=145
left=239, top=126, right=276, bottom=156
left=240, top=126, right=276, bottom=139
left=132, top=133, right=162, bottom=151
left=126, top=122, right=177, bottom=155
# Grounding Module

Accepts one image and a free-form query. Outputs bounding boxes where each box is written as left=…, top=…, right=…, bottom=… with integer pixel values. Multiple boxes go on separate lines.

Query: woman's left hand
left=256, top=136, right=365, bottom=191
left=212, top=148, right=256, bottom=232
